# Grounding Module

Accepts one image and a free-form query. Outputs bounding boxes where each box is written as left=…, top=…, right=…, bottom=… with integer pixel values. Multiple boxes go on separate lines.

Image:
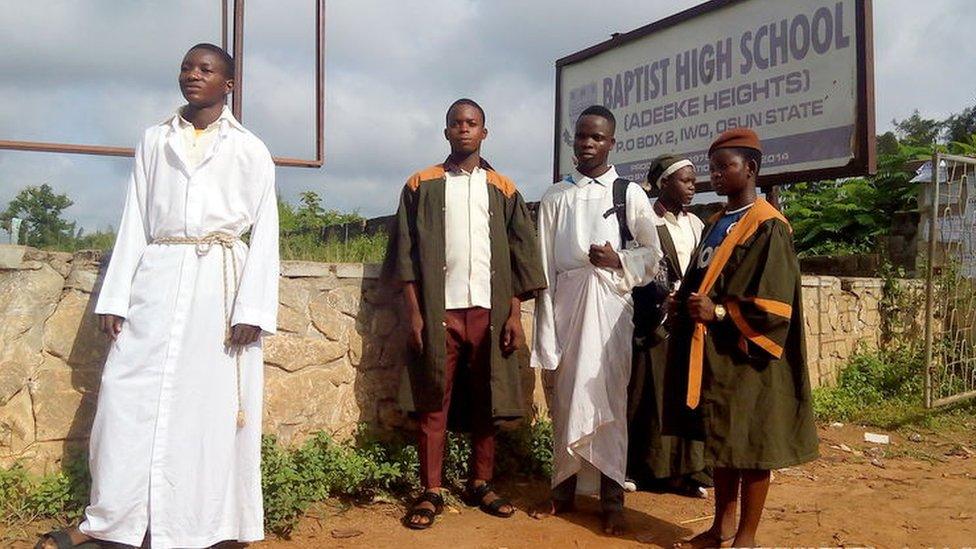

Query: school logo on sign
left=565, top=82, right=599, bottom=146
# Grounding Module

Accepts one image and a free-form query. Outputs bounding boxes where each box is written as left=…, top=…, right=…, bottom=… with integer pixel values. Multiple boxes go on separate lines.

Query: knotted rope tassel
left=153, top=232, right=247, bottom=428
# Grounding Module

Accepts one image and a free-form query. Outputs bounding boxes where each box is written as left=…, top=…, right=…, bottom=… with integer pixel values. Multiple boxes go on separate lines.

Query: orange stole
left=685, top=198, right=789, bottom=408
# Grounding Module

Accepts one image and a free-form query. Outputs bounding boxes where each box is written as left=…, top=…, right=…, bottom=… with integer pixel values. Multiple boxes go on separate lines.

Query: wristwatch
left=713, top=303, right=727, bottom=322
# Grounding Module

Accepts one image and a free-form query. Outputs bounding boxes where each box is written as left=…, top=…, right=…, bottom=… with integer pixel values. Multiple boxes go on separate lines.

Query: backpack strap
left=612, top=178, right=632, bottom=248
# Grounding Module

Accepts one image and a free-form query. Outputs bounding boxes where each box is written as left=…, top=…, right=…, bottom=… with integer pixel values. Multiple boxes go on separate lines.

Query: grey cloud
left=1, top=0, right=975, bottom=233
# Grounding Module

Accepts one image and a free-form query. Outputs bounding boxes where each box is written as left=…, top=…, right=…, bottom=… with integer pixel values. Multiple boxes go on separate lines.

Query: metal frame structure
left=0, top=0, right=325, bottom=168
left=553, top=0, right=876, bottom=190
left=923, top=152, right=976, bottom=408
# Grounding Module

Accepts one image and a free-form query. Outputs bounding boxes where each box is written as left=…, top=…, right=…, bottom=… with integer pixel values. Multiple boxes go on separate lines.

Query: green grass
left=278, top=232, right=388, bottom=263
left=813, top=344, right=976, bottom=431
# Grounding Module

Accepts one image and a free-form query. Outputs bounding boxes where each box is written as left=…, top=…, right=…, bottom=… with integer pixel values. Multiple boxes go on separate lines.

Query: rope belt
left=153, top=232, right=246, bottom=429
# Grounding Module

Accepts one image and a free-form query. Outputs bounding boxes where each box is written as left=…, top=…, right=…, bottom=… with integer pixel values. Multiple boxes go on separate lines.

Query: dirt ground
left=253, top=424, right=976, bottom=549
left=6, top=424, right=975, bottom=548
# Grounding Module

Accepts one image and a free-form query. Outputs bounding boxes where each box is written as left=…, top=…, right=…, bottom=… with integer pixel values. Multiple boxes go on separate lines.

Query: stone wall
left=0, top=245, right=903, bottom=473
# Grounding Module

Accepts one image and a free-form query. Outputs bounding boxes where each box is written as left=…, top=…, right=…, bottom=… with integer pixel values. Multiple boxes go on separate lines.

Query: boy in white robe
left=530, top=105, right=662, bottom=535
left=38, top=43, right=278, bottom=549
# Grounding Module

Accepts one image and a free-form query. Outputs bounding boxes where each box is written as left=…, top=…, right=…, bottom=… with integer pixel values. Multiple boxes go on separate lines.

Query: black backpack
left=605, top=179, right=673, bottom=342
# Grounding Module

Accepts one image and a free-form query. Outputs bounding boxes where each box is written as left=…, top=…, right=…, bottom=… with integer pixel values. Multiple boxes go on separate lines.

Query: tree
left=943, top=105, right=976, bottom=145
left=781, top=140, right=928, bottom=257
left=949, top=134, right=976, bottom=156
left=892, top=110, right=942, bottom=147
left=1, top=184, right=76, bottom=247
left=294, top=191, right=329, bottom=233
left=876, top=131, right=900, bottom=156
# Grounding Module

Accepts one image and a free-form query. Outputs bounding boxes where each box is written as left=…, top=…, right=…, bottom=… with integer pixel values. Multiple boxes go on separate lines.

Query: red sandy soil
left=254, top=424, right=976, bottom=548
left=7, top=424, right=976, bottom=548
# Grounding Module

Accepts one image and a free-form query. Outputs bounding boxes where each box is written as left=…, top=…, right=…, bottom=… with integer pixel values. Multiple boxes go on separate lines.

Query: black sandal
left=403, top=490, right=445, bottom=530
left=464, top=482, right=516, bottom=518
left=34, top=530, right=101, bottom=549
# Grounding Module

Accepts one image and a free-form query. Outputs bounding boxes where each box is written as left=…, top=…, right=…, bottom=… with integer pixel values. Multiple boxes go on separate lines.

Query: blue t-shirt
left=695, top=203, right=754, bottom=271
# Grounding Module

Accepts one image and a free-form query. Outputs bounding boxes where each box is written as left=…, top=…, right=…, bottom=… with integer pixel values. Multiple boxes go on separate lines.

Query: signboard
left=554, top=0, right=875, bottom=187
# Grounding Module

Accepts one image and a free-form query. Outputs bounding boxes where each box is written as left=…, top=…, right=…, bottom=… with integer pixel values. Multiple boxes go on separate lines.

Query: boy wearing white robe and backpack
left=37, top=43, right=279, bottom=549
left=531, top=105, right=662, bottom=535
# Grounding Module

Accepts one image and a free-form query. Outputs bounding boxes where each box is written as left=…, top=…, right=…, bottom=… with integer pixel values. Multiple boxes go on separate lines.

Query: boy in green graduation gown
left=664, top=128, right=819, bottom=548
left=385, top=98, right=546, bottom=530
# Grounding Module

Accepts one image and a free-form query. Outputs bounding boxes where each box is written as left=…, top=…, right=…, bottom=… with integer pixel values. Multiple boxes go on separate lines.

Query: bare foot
left=671, top=528, right=735, bottom=549
left=529, top=499, right=575, bottom=520
left=731, top=534, right=758, bottom=548
left=602, top=510, right=628, bottom=535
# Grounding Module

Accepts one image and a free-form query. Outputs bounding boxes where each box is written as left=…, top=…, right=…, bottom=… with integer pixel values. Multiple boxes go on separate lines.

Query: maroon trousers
left=418, top=307, right=496, bottom=488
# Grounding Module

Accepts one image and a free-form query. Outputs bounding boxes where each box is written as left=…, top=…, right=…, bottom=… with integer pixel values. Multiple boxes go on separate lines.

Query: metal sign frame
left=553, top=0, right=876, bottom=190
left=0, top=0, right=325, bottom=168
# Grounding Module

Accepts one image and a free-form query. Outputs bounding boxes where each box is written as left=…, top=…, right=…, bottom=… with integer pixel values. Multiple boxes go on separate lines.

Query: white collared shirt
left=176, top=106, right=234, bottom=169
left=654, top=207, right=705, bottom=274
left=444, top=165, right=492, bottom=309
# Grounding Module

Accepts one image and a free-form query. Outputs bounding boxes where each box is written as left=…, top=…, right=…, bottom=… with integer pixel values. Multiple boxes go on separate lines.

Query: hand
left=501, top=311, right=525, bottom=356
left=408, top=310, right=424, bottom=354
left=687, top=293, right=717, bottom=323
left=588, top=241, right=622, bottom=269
left=99, top=314, right=124, bottom=339
left=665, top=291, right=679, bottom=317
left=229, top=324, right=262, bottom=347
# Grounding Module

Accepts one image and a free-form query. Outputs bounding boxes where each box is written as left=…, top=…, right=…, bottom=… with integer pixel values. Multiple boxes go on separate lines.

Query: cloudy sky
left=1, top=0, right=974, bottom=235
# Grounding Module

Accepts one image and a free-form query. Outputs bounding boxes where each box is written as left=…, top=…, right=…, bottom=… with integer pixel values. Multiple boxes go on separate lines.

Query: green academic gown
left=384, top=161, right=546, bottom=430
left=628, top=223, right=707, bottom=482
left=663, top=199, right=819, bottom=470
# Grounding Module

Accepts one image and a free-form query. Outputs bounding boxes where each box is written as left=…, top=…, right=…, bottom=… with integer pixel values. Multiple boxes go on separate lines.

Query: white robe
left=81, top=107, right=279, bottom=548
left=531, top=167, right=661, bottom=493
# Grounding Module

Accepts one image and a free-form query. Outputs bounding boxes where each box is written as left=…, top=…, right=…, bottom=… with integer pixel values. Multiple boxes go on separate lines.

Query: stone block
left=363, top=282, right=397, bottom=305
left=348, top=329, right=364, bottom=366
left=278, top=276, right=311, bottom=311
left=354, top=366, right=401, bottom=409
left=0, top=359, right=34, bottom=406
left=334, top=263, right=364, bottom=279
left=322, top=357, right=357, bottom=387
left=0, top=245, right=26, bottom=269
left=280, top=261, right=333, bottom=278
left=327, top=286, right=362, bottom=317
left=309, top=294, right=356, bottom=341
left=0, top=439, right=87, bottom=475
left=65, top=269, right=98, bottom=294
left=43, top=290, right=109, bottom=366
left=23, top=249, right=73, bottom=278
left=30, top=365, right=101, bottom=441
left=0, top=388, right=35, bottom=457
left=0, top=263, right=64, bottom=341
left=263, top=366, right=360, bottom=443
left=277, top=305, right=309, bottom=334
left=264, top=334, right=347, bottom=372
left=362, top=263, right=382, bottom=279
